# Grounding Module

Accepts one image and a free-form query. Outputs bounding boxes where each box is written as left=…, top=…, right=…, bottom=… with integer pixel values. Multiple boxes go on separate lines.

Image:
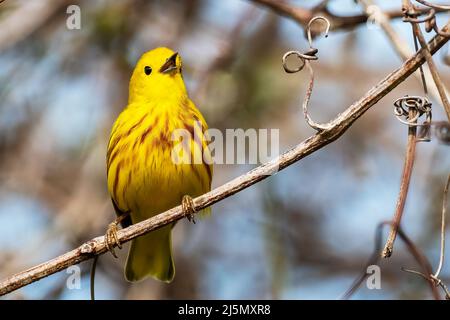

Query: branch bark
left=0, top=20, right=449, bottom=298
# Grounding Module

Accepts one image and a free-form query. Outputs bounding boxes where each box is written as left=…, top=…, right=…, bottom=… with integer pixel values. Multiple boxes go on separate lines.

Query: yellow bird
left=105, top=47, right=212, bottom=282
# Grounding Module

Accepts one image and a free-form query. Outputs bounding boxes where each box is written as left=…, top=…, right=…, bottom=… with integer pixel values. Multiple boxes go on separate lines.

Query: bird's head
left=129, top=47, right=186, bottom=103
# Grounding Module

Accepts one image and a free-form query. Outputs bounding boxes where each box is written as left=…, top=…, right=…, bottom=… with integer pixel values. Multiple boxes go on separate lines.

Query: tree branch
left=0, top=20, right=449, bottom=298
left=413, top=20, right=450, bottom=121
left=341, top=221, right=441, bottom=300
left=248, top=0, right=446, bottom=33
left=358, top=0, right=449, bottom=106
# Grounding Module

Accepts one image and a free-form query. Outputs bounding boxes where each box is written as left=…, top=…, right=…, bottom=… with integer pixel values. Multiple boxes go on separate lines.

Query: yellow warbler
left=106, top=47, right=212, bottom=282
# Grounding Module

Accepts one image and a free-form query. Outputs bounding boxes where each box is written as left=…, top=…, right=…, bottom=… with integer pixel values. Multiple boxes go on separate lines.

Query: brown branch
left=0, top=20, right=449, bottom=298
left=359, top=0, right=449, bottom=256
left=382, top=109, right=417, bottom=258
left=412, top=21, right=450, bottom=121
left=358, top=0, right=447, bottom=104
left=434, top=174, right=450, bottom=279
left=249, top=0, right=446, bottom=33
left=342, top=221, right=441, bottom=300
left=340, top=220, right=385, bottom=299
left=398, top=227, right=441, bottom=299
left=414, top=0, right=450, bottom=10
left=248, top=0, right=312, bottom=27
left=400, top=174, right=450, bottom=300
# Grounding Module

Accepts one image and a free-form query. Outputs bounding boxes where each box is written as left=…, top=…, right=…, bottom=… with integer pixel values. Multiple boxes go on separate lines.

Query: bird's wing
left=111, top=197, right=132, bottom=228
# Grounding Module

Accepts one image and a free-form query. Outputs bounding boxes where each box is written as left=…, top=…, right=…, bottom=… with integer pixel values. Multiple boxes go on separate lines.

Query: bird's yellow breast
left=107, top=98, right=212, bottom=223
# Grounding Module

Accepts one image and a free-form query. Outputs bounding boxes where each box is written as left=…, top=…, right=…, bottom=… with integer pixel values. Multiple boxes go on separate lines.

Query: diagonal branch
left=0, top=21, right=449, bottom=298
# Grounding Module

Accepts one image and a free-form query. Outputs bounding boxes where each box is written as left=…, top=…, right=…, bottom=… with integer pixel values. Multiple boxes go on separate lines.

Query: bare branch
left=249, top=0, right=445, bottom=32
left=359, top=0, right=450, bottom=117
left=382, top=109, right=417, bottom=258
left=340, top=220, right=385, bottom=299
left=414, top=0, right=450, bottom=10
left=0, top=19, right=449, bottom=298
left=412, top=21, right=450, bottom=121
left=434, top=174, right=450, bottom=279
left=397, top=227, right=442, bottom=299
left=342, top=221, right=441, bottom=300
left=248, top=0, right=312, bottom=27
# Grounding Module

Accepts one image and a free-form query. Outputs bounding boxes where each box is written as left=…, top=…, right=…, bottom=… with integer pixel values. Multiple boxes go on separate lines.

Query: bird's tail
left=124, top=225, right=175, bottom=283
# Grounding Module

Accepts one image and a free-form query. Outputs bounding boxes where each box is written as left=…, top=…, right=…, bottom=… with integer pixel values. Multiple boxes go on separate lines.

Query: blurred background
left=0, top=0, right=449, bottom=300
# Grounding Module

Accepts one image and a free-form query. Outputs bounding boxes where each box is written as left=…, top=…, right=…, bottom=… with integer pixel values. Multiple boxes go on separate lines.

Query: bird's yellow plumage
left=106, top=47, right=212, bottom=282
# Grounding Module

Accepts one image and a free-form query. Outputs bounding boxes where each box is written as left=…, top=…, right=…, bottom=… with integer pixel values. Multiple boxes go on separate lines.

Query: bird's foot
left=182, top=195, right=196, bottom=224
left=105, top=214, right=128, bottom=258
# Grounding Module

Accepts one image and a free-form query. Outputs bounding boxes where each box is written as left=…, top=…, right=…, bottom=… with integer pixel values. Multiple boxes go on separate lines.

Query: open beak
left=159, top=52, right=179, bottom=74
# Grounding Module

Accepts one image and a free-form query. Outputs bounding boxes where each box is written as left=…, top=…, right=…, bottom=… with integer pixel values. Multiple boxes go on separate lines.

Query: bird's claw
left=182, top=195, right=196, bottom=224
left=105, top=221, right=122, bottom=258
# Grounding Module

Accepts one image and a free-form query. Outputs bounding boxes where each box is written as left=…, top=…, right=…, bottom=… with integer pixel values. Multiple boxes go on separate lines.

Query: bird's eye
left=144, top=66, right=152, bottom=75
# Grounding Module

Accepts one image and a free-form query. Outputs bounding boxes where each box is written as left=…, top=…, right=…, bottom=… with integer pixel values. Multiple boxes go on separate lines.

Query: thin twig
left=397, top=227, right=441, bottom=299
left=359, top=0, right=449, bottom=115
left=342, top=221, right=441, bottom=299
left=90, top=256, right=98, bottom=301
left=414, top=0, right=450, bottom=10
left=340, top=221, right=384, bottom=299
left=434, top=174, right=450, bottom=278
left=402, top=268, right=450, bottom=299
left=387, top=174, right=450, bottom=299
left=0, top=18, right=449, bottom=299
left=382, top=109, right=418, bottom=258
left=412, top=19, right=450, bottom=121
left=360, top=0, right=412, bottom=58
left=249, top=0, right=446, bottom=32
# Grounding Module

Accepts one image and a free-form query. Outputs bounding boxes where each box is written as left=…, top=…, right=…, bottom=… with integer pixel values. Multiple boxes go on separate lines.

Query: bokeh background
left=0, top=0, right=449, bottom=300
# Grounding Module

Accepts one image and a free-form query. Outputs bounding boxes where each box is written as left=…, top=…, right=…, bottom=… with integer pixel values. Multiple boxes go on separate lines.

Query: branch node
left=80, top=241, right=97, bottom=255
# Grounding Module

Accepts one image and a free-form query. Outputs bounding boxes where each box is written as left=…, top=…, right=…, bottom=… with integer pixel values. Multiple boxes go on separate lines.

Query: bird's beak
left=159, top=52, right=179, bottom=74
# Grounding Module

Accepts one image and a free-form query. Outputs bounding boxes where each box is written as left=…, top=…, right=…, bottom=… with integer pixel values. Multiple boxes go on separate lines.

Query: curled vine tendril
left=393, top=95, right=432, bottom=141
left=403, top=1, right=450, bottom=37
left=282, top=16, right=330, bottom=73
left=282, top=16, right=332, bottom=132
left=393, top=95, right=432, bottom=125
